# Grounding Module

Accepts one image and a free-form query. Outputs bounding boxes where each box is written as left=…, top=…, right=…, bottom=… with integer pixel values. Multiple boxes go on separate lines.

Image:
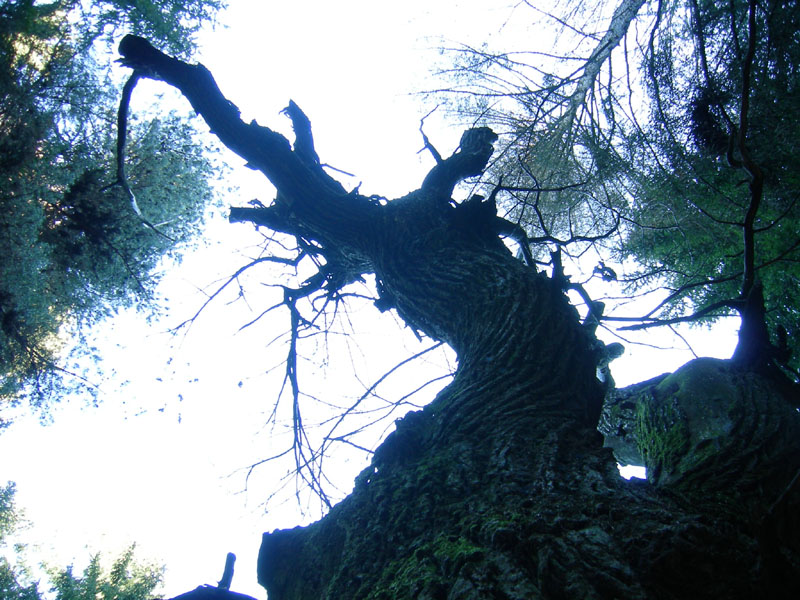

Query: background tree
left=47, top=547, right=163, bottom=600
left=0, top=482, right=163, bottom=600
left=115, top=29, right=800, bottom=598
left=437, top=0, right=800, bottom=380
left=0, top=0, right=224, bottom=423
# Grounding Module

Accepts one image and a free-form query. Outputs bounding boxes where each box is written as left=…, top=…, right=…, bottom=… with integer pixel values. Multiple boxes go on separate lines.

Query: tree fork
left=116, top=35, right=599, bottom=383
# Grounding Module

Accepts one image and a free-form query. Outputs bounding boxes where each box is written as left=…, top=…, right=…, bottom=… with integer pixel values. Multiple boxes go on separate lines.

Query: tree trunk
left=117, top=36, right=800, bottom=600
left=258, top=358, right=800, bottom=600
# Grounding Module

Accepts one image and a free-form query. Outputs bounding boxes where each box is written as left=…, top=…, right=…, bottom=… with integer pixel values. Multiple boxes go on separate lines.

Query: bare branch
left=173, top=255, right=301, bottom=333
left=419, top=106, right=443, bottom=164
left=615, top=298, right=740, bottom=331
left=320, top=342, right=445, bottom=455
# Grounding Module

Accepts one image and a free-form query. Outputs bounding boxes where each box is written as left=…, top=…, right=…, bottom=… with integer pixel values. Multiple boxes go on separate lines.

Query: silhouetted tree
left=115, top=14, right=800, bottom=597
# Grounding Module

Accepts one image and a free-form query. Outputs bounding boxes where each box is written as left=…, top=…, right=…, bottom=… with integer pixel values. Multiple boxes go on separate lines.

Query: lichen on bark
left=604, top=358, right=800, bottom=496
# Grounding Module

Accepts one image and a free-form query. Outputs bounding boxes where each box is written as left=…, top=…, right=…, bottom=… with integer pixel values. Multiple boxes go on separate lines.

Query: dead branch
left=419, top=106, right=443, bottom=164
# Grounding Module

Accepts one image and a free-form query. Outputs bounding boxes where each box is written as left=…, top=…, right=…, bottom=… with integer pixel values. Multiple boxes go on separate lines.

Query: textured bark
left=258, top=356, right=800, bottom=600
left=117, top=36, right=800, bottom=600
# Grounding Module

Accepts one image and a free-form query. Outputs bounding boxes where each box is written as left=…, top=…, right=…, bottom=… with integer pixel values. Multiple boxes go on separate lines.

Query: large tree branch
left=117, top=35, right=375, bottom=251
left=117, top=35, right=500, bottom=286
left=228, top=205, right=294, bottom=232
left=119, top=36, right=298, bottom=190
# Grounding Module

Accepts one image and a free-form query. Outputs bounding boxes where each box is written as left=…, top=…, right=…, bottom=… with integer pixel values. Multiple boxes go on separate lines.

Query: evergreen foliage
left=0, top=482, right=163, bottom=600
left=0, top=0, right=224, bottom=419
left=47, top=547, right=163, bottom=600
left=443, top=0, right=800, bottom=374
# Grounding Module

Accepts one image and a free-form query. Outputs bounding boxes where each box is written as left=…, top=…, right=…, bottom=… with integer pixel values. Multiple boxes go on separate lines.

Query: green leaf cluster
left=0, top=0, right=224, bottom=418
left=46, top=548, right=163, bottom=600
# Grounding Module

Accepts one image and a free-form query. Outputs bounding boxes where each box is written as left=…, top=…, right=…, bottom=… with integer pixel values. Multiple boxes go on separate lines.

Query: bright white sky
left=0, top=2, right=739, bottom=599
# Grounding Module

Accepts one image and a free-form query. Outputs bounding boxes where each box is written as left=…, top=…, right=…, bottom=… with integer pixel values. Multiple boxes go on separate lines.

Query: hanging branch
left=103, top=71, right=175, bottom=241
left=283, top=287, right=331, bottom=509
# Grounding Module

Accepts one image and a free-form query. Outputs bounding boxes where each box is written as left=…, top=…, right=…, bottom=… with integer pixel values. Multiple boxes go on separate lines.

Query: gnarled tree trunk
left=118, top=36, right=800, bottom=600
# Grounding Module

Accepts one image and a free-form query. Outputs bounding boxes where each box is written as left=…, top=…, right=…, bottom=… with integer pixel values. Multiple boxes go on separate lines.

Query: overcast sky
left=0, top=2, right=739, bottom=599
